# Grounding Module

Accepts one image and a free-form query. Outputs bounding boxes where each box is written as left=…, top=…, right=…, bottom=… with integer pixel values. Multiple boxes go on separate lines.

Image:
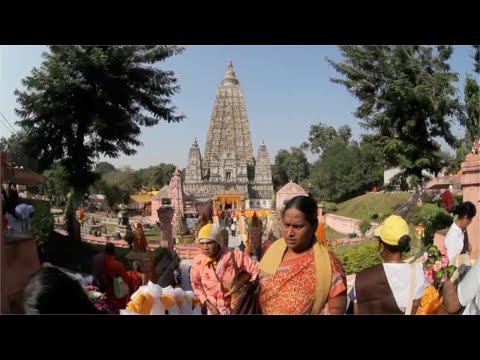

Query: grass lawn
left=103, top=223, right=161, bottom=242
left=325, top=226, right=345, bottom=241
left=334, top=192, right=412, bottom=222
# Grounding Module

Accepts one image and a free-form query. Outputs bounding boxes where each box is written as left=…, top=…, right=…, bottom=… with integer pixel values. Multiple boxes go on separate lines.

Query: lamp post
left=415, top=223, right=425, bottom=249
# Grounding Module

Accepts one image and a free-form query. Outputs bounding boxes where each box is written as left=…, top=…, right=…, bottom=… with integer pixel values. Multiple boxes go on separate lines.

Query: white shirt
left=444, top=222, right=465, bottom=263
left=458, top=258, right=480, bottom=315
left=353, top=263, right=425, bottom=312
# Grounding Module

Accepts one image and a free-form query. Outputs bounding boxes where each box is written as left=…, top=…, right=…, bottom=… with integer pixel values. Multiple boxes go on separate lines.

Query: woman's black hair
left=23, top=267, right=101, bottom=314
left=379, top=234, right=411, bottom=253
left=283, top=195, right=319, bottom=229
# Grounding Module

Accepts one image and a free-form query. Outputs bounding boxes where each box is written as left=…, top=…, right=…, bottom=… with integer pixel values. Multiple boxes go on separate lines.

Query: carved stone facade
left=184, top=62, right=274, bottom=209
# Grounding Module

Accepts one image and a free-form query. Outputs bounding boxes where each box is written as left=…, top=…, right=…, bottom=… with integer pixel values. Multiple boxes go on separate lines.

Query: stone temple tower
left=184, top=61, right=274, bottom=210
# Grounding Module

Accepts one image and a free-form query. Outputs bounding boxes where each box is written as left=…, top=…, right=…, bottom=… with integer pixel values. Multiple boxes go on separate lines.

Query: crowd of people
left=17, top=193, right=479, bottom=315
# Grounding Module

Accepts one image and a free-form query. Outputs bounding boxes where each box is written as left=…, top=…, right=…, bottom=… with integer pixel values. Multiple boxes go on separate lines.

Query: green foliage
left=359, top=220, right=371, bottom=238
left=25, top=199, right=54, bottom=248
left=473, top=45, right=479, bottom=74
left=322, top=202, right=338, bottom=213
left=308, top=123, right=351, bottom=154
left=94, top=162, right=116, bottom=176
left=462, top=75, right=480, bottom=144
left=445, top=145, right=470, bottom=174
left=309, top=138, right=383, bottom=202
left=64, top=191, right=75, bottom=237
left=0, top=131, right=39, bottom=172
left=272, top=147, right=310, bottom=190
left=40, top=163, right=70, bottom=200
left=94, top=167, right=141, bottom=208
left=407, top=203, right=453, bottom=245
left=136, top=163, right=176, bottom=189
left=15, top=45, right=184, bottom=200
left=328, top=45, right=462, bottom=184
left=335, top=241, right=383, bottom=275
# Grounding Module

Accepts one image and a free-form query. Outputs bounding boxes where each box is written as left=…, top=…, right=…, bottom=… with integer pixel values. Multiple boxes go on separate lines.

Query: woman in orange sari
left=258, top=196, right=347, bottom=315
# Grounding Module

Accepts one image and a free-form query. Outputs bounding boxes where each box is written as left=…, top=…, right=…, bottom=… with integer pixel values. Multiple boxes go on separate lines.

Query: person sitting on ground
left=23, top=266, right=102, bottom=314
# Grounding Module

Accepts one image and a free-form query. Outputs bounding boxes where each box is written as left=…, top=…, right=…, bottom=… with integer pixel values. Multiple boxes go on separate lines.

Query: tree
left=94, top=162, right=116, bottom=176
left=0, top=131, right=39, bottom=172
left=463, top=75, right=480, bottom=145
left=327, top=46, right=462, bottom=186
left=473, top=45, right=479, bottom=74
left=309, top=138, right=383, bottom=202
left=272, top=147, right=310, bottom=190
left=40, top=164, right=70, bottom=202
left=15, top=45, right=184, bottom=240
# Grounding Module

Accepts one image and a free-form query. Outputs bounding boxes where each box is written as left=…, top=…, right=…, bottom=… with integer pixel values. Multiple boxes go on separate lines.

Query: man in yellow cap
left=190, top=223, right=258, bottom=315
left=352, top=215, right=425, bottom=314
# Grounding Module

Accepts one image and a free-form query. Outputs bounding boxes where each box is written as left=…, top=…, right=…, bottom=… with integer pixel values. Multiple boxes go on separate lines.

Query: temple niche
left=184, top=61, right=274, bottom=211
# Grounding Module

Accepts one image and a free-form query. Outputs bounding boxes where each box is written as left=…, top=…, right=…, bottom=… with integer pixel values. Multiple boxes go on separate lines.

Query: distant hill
left=334, top=192, right=412, bottom=223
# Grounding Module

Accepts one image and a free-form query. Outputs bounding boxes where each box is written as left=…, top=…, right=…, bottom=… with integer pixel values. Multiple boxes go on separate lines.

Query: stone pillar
left=157, top=207, right=174, bottom=249
left=461, top=154, right=480, bottom=259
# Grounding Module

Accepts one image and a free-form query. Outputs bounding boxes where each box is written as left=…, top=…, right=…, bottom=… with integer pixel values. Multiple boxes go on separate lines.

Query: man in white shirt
left=443, top=257, right=480, bottom=315
left=444, top=201, right=476, bottom=263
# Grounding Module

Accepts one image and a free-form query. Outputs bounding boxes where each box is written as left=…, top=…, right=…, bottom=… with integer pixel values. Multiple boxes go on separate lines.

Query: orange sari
left=259, top=249, right=346, bottom=315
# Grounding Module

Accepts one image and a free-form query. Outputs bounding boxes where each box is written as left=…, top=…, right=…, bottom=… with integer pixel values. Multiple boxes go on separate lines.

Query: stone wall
left=2, top=234, right=41, bottom=313
left=325, top=214, right=361, bottom=235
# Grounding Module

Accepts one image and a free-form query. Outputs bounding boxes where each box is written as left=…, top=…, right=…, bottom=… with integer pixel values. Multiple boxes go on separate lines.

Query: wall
left=325, top=214, right=361, bottom=235
left=2, top=234, right=41, bottom=313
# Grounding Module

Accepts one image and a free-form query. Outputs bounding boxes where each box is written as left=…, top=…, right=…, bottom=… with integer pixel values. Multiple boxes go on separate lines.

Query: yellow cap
left=374, top=215, right=410, bottom=246
left=198, top=223, right=222, bottom=247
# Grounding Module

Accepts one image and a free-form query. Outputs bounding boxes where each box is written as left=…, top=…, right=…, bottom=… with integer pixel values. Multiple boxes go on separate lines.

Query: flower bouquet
left=416, top=245, right=456, bottom=315
left=84, top=285, right=111, bottom=313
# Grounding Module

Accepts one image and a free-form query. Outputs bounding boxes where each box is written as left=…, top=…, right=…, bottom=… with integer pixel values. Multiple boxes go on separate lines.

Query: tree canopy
left=15, top=45, right=184, bottom=194
left=327, top=45, right=462, bottom=186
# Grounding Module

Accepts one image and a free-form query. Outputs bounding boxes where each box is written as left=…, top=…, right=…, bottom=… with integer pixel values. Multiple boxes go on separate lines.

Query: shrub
left=337, top=241, right=382, bottom=274
left=23, top=199, right=54, bottom=248
left=323, top=202, right=337, bottom=213
left=359, top=220, right=371, bottom=238
left=348, top=232, right=358, bottom=238
left=407, top=203, right=453, bottom=245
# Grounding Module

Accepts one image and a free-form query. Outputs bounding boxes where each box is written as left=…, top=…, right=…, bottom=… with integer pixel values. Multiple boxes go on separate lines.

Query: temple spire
left=221, top=60, right=239, bottom=86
